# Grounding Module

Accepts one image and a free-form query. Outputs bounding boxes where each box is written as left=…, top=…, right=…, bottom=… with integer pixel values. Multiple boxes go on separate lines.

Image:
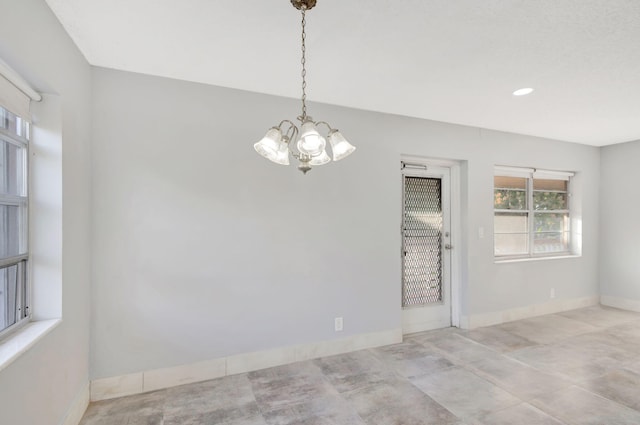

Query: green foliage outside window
left=494, top=189, right=526, bottom=209
left=533, top=191, right=567, bottom=210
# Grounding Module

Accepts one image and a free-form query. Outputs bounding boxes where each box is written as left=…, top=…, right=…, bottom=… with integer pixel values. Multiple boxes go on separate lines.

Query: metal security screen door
left=403, top=177, right=443, bottom=306
left=402, top=165, right=452, bottom=333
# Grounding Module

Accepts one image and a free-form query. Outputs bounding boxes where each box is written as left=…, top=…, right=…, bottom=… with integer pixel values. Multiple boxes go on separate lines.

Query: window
left=494, top=166, right=573, bottom=259
left=0, top=105, right=29, bottom=335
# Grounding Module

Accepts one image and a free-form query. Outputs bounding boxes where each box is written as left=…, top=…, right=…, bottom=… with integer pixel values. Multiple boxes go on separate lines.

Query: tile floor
left=80, top=305, right=640, bottom=425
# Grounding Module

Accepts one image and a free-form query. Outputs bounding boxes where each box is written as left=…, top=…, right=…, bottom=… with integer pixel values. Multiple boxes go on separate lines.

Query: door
left=402, top=164, right=452, bottom=334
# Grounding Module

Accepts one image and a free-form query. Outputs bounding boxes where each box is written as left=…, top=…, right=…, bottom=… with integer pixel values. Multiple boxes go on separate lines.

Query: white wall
left=600, top=140, right=640, bottom=309
left=91, top=67, right=600, bottom=379
left=0, top=1, right=92, bottom=424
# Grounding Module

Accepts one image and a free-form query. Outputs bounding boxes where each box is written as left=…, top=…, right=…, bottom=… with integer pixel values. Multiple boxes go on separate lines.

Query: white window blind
left=0, top=58, right=41, bottom=120
left=0, top=75, right=30, bottom=121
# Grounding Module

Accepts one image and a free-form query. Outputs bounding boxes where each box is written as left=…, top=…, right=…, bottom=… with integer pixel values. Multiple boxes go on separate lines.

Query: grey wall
left=91, top=67, right=600, bottom=379
left=0, top=1, right=92, bottom=424
left=600, top=140, right=640, bottom=303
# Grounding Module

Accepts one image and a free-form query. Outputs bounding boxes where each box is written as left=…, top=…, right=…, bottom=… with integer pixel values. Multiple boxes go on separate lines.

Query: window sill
left=0, top=319, right=61, bottom=373
left=495, top=254, right=581, bottom=264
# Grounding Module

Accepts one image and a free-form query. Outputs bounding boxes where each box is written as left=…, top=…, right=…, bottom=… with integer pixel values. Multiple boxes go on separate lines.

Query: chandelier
left=253, top=0, right=356, bottom=174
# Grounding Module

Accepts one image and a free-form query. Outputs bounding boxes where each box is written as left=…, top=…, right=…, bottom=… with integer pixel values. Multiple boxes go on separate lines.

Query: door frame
left=400, top=155, right=462, bottom=329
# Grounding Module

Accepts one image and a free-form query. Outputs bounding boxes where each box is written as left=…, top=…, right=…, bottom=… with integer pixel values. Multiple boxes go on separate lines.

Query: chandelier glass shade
left=253, top=0, right=355, bottom=174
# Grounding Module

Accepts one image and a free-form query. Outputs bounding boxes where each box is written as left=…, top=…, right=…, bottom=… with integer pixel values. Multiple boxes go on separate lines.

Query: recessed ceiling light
left=513, top=87, right=534, bottom=96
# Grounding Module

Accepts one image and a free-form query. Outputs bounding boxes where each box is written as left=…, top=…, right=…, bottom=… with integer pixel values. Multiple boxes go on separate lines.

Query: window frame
left=0, top=107, right=30, bottom=339
left=494, top=166, right=574, bottom=261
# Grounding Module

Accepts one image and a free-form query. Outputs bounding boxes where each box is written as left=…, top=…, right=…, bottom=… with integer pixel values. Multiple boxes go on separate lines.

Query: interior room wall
left=91, top=67, right=600, bottom=380
left=0, top=1, right=92, bottom=424
left=600, top=139, right=640, bottom=311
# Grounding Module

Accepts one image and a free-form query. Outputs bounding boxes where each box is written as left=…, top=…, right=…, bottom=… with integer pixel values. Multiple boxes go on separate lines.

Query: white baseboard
left=90, top=372, right=143, bottom=401
left=459, top=295, right=600, bottom=329
left=600, top=295, right=640, bottom=313
left=90, top=328, right=402, bottom=401
left=60, top=381, right=90, bottom=425
left=144, top=357, right=227, bottom=393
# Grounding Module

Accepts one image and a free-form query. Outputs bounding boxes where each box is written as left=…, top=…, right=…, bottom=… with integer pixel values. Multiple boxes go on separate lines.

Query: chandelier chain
left=300, top=8, right=307, bottom=120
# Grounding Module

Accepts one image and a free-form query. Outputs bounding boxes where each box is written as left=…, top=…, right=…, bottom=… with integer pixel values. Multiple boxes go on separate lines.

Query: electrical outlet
left=334, top=317, right=343, bottom=332
left=550, top=288, right=556, bottom=299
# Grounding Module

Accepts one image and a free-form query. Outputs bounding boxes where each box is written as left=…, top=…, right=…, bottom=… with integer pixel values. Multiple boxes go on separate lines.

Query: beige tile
left=343, top=376, right=459, bottom=425
left=262, top=394, right=366, bottom=425
left=508, top=333, right=637, bottom=382
left=468, top=354, right=571, bottom=400
left=370, top=340, right=454, bottom=378
left=578, top=368, right=640, bottom=410
left=81, top=390, right=165, bottom=424
left=531, top=385, right=640, bottom=425
left=164, top=411, right=264, bottom=425
left=164, top=373, right=255, bottom=417
left=476, top=403, right=564, bottom=425
left=425, top=333, right=500, bottom=365
left=459, top=327, right=538, bottom=353
left=411, top=367, right=521, bottom=419
left=314, top=349, right=395, bottom=393
left=496, top=313, right=598, bottom=344
left=557, top=305, right=640, bottom=328
left=249, top=361, right=338, bottom=412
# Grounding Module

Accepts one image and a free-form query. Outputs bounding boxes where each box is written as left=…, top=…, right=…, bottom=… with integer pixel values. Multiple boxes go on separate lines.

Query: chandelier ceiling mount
left=290, top=0, right=316, bottom=11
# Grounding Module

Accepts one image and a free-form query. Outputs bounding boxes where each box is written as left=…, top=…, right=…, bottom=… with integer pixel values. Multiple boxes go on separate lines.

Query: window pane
left=0, top=204, right=24, bottom=258
left=494, top=189, right=527, bottom=209
left=533, top=178, right=567, bottom=191
left=0, top=263, right=20, bottom=333
left=0, top=138, right=26, bottom=196
left=495, top=212, right=529, bottom=255
left=534, top=212, right=569, bottom=233
left=495, top=176, right=527, bottom=189
left=495, top=233, right=529, bottom=256
left=534, top=232, right=570, bottom=253
left=0, top=107, right=22, bottom=138
left=495, top=212, right=528, bottom=233
left=534, top=191, right=567, bottom=210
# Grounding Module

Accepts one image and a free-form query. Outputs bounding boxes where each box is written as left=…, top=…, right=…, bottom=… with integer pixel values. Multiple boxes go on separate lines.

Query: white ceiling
left=45, top=0, right=640, bottom=146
